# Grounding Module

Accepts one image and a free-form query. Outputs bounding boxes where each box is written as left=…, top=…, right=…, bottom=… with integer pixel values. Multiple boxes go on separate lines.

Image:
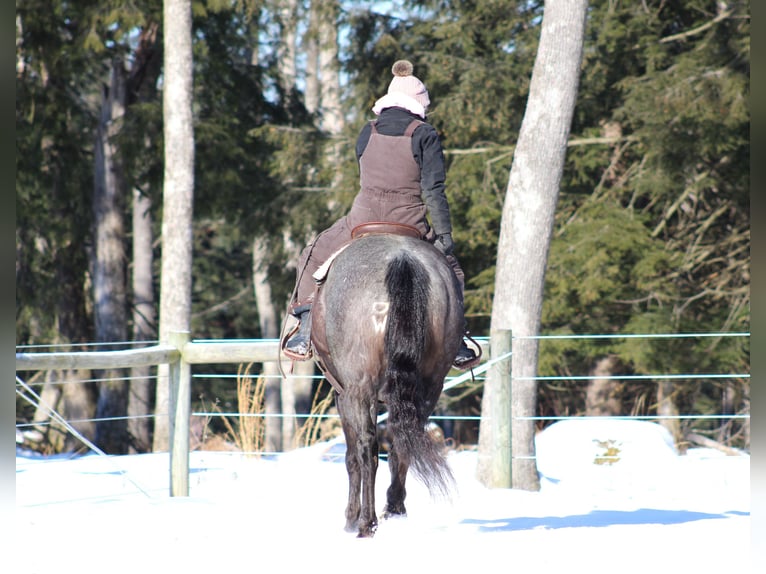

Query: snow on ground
left=16, top=419, right=750, bottom=573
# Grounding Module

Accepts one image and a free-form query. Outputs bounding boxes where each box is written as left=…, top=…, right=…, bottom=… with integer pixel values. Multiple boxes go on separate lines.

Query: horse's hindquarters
left=311, top=233, right=462, bottom=537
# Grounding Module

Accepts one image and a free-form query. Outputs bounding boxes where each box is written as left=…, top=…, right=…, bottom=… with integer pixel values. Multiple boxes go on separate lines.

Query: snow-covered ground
left=16, top=419, right=750, bottom=573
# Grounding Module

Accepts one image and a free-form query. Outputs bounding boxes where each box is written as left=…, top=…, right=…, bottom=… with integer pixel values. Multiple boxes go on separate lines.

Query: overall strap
left=369, top=119, right=423, bottom=137
left=404, top=119, right=424, bottom=137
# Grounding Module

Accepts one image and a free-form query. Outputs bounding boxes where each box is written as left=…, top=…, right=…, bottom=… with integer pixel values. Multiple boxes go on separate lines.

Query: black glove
left=435, top=233, right=454, bottom=257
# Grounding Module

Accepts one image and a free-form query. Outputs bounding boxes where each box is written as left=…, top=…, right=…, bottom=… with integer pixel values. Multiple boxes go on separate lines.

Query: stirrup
left=282, top=309, right=313, bottom=361
left=282, top=328, right=312, bottom=361
left=453, top=334, right=482, bottom=370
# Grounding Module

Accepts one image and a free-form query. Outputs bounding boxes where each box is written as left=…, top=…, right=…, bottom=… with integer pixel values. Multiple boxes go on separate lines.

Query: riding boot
left=453, top=338, right=479, bottom=369
left=284, top=304, right=313, bottom=360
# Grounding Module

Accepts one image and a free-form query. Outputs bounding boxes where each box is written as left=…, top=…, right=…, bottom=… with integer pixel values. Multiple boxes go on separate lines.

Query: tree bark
left=657, top=379, right=681, bottom=448
left=154, top=0, right=195, bottom=452
left=275, top=0, right=299, bottom=116
left=126, top=22, right=161, bottom=453
left=93, top=57, right=130, bottom=454
left=304, top=2, right=320, bottom=115
left=317, top=1, right=342, bottom=135
left=129, top=188, right=156, bottom=453
left=585, top=355, right=622, bottom=416
left=252, top=236, right=283, bottom=451
left=477, top=0, right=588, bottom=490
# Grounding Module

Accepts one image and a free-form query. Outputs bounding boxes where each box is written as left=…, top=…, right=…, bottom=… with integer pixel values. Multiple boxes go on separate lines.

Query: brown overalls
left=291, top=119, right=466, bottom=309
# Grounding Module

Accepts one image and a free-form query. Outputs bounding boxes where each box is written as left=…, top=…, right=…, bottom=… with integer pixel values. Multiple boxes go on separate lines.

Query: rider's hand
left=435, top=233, right=454, bottom=257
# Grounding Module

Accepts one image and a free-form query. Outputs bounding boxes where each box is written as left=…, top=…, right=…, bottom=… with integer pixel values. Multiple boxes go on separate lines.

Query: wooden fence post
left=488, top=328, right=513, bottom=487
left=169, top=330, right=191, bottom=496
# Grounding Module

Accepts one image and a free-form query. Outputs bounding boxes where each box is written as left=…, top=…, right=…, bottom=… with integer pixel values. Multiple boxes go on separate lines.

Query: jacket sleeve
left=414, top=124, right=453, bottom=236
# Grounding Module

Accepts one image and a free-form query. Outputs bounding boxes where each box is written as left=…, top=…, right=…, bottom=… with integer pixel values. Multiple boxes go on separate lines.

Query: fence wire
left=16, top=331, right=750, bottom=453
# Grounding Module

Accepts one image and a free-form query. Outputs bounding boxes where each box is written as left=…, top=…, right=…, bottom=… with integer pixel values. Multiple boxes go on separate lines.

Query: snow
left=16, top=419, right=750, bottom=573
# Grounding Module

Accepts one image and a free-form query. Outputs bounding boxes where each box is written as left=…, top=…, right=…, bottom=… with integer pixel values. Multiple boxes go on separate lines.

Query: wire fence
left=16, top=331, right=750, bottom=461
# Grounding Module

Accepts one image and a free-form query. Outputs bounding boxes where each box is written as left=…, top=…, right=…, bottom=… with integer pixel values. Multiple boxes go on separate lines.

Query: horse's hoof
left=356, top=523, right=378, bottom=538
left=382, top=504, right=407, bottom=519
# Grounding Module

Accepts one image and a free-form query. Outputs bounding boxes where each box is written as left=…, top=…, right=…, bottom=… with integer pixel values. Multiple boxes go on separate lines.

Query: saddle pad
left=313, top=243, right=351, bottom=283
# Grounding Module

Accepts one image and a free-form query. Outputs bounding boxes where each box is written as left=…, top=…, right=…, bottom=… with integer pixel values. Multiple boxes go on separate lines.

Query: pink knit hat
left=387, top=60, right=430, bottom=109
left=372, top=60, right=430, bottom=118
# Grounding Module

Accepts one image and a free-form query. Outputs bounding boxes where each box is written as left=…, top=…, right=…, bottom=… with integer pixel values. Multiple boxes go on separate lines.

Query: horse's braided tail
left=383, top=251, right=454, bottom=498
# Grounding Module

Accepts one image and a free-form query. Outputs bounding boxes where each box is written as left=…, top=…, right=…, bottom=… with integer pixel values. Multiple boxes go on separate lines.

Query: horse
left=310, top=227, right=463, bottom=538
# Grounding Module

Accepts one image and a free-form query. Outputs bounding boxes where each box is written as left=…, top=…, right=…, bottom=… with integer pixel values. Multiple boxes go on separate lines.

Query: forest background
left=15, top=0, right=750, bottom=457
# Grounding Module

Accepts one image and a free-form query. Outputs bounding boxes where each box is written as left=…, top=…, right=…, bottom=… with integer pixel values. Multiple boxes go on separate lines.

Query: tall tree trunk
left=317, top=1, right=342, bottom=135
left=253, top=236, right=316, bottom=452
left=154, top=0, right=195, bottom=452
left=585, top=355, right=622, bottom=416
left=93, top=57, right=130, bottom=454
left=656, top=379, right=681, bottom=448
left=252, top=236, right=282, bottom=452
left=317, top=0, right=344, bottom=213
left=129, top=188, right=156, bottom=453
left=477, top=0, right=588, bottom=490
left=275, top=0, right=299, bottom=116
left=127, top=23, right=161, bottom=454
left=304, top=2, right=320, bottom=115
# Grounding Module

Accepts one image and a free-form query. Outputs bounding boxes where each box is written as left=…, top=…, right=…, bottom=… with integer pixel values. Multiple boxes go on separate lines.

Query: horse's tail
left=383, top=251, right=454, bottom=498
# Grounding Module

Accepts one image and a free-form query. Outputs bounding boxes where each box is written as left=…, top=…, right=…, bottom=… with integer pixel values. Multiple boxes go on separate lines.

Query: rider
left=283, top=59, right=479, bottom=369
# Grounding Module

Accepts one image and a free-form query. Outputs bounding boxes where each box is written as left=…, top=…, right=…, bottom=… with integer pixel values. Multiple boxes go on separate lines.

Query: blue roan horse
left=311, top=231, right=462, bottom=538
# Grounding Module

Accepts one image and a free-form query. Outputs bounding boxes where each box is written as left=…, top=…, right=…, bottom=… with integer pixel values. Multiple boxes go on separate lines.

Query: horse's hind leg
left=338, top=393, right=379, bottom=537
left=383, top=442, right=409, bottom=518
left=341, top=422, right=361, bottom=533
left=356, top=400, right=379, bottom=537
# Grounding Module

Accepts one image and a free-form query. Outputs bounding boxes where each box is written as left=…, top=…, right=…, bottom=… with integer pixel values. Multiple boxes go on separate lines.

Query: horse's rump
left=312, top=234, right=462, bottom=389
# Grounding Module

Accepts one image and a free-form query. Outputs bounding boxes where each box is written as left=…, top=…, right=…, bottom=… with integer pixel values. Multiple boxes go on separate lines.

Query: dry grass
left=200, top=365, right=340, bottom=454
left=215, top=363, right=266, bottom=457
left=296, top=379, right=340, bottom=448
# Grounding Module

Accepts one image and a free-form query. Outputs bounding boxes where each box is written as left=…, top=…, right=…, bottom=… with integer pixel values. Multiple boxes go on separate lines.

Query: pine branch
left=659, top=5, right=736, bottom=44
left=443, top=135, right=636, bottom=156
left=191, top=286, right=251, bottom=319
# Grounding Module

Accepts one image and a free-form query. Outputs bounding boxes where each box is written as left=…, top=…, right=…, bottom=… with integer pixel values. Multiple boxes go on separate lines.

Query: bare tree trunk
left=281, top=361, right=315, bottom=449
left=252, top=236, right=283, bottom=452
left=93, top=57, right=130, bottom=454
left=317, top=1, right=342, bottom=135
left=247, top=7, right=260, bottom=67
left=477, top=0, right=588, bottom=490
left=254, top=235, right=316, bottom=451
left=275, top=0, right=299, bottom=115
left=128, top=188, right=155, bottom=453
left=304, top=2, right=320, bottom=115
left=657, top=379, right=681, bottom=448
left=154, top=0, right=195, bottom=452
left=126, top=23, right=161, bottom=454
left=585, top=355, right=622, bottom=416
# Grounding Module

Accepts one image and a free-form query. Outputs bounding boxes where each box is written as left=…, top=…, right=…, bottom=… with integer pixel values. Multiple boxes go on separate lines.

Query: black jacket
left=355, top=107, right=452, bottom=236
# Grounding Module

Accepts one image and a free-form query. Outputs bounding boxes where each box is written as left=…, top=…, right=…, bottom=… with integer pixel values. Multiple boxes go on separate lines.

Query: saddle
left=350, top=221, right=422, bottom=240
left=312, top=222, right=423, bottom=283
